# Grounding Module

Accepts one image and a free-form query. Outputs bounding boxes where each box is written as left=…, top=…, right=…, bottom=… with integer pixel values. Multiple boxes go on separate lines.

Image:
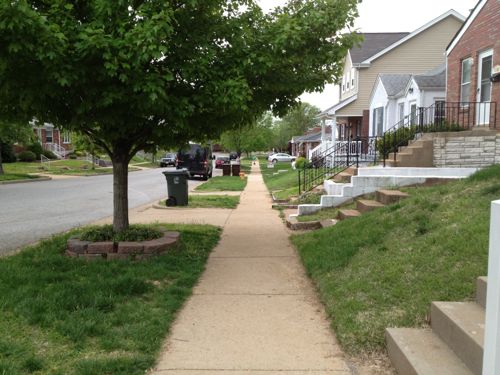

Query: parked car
left=268, top=153, right=296, bottom=163
left=176, top=144, right=213, bottom=180
left=215, top=156, right=230, bottom=169
left=160, top=153, right=176, bottom=167
left=229, top=152, right=239, bottom=160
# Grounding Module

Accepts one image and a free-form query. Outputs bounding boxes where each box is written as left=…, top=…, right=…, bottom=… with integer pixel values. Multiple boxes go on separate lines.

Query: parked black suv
left=160, top=153, right=176, bottom=167
left=176, top=144, right=213, bottom=180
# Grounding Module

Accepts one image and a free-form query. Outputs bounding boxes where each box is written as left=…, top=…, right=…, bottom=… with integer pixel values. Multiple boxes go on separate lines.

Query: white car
left=268, top=153, right=296, bottom=163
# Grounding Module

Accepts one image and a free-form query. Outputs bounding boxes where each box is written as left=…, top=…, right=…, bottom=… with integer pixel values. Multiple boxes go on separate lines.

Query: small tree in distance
left=0, top=0, right=360, bottom=232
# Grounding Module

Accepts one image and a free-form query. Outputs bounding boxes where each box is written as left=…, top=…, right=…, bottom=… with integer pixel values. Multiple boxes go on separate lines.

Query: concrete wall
left=433, top=130, right=500, bottom=167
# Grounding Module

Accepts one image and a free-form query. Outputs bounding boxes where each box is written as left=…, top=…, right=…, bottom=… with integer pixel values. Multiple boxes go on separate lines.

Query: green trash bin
left=163, top=169, right=189, bottom=206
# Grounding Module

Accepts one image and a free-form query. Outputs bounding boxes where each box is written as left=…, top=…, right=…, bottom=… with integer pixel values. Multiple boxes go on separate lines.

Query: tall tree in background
left=0, top=0, right=360, bottom=231
left=272, top=102, right=321, bottom=150
left=220, top=112, right=274, bottom=155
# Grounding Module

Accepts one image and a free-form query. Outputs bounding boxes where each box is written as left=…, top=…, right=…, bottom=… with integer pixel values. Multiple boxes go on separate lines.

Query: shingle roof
left=350, top=33, right=410, bottom=64
left=413, top=64, right=446, bottom=89
left=379, top=74, right=412, bottom=96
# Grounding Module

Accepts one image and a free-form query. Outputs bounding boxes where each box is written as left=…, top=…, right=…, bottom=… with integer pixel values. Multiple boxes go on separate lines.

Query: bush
left=27, top=143, right=44, bottom=159
left=1, top=143, right=17, bottom=163
left=68, top=153, right=78, bottom=159
left=80, top=224, right=164, bottom=242
left=295, top=156, right=312, bottom=169
left=17, top=150, right=37, bottom=162
left=42, top=150, right=58, bottom=159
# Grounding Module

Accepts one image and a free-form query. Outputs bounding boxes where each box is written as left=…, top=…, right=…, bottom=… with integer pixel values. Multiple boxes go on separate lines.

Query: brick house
left=446, top=0, right=499, bottom=128
left=32, top=121, right=73, bottom=158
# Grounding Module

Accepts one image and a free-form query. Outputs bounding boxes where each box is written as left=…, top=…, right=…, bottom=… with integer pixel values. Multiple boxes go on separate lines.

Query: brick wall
left=446, top=0, right=500, bottom=127
left=433, top=130, right=500, bottom=167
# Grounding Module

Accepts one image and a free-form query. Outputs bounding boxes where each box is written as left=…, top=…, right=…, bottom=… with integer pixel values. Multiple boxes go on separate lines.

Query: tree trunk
left=0, top=142, right=4, bottom=175
left=112, top=153, right=129, bottom=232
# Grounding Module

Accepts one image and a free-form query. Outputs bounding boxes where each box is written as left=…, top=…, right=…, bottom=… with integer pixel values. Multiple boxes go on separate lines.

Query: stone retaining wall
left=433, top=130, right=500, bottom=168
left=66, top=231, right=180, bottom=260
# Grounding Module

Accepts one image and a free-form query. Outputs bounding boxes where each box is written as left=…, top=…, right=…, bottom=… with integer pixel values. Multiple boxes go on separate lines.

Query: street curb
left=0, top=176, right=52, bottom=185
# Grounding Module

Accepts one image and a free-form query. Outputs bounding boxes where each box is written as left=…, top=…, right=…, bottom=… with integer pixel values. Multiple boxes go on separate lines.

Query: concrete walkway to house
left=151, top=162, right=351, bottom=374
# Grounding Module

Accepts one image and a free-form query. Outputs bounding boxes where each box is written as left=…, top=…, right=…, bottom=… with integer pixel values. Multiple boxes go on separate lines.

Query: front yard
left=259, top=158, right=299, bottom=200
left=291, top=165, right=499, bottom=359
left=3, top=160, right=139, bottom=177
left=0, top=224, right=220, bottom=374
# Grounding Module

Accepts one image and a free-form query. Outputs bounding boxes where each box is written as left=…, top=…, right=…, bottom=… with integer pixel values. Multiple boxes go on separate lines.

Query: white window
left=372, top=107, right=384, bottom=136
left=398, top=103, right=405, bottom=122
left=45, top=129, right=53, bottom=143
left=63, top=132, right=71, bottom=144
left=410, top=103, right=418, bottom=124
left=460, top=57, right=473, bottom=103
left=342, top=76, right=346, bottom=92
left=346, top=71, right=350, bottom=90
left=351, top=68, right=355, bottom=88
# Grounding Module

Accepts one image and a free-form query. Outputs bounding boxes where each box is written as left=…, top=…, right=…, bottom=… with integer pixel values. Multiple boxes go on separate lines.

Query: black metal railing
left=298, top=136, right=377, bottom=194
left=381, top=101, right=497, bottom=166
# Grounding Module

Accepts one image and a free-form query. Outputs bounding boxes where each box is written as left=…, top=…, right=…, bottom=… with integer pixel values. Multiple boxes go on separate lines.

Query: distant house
left=446, top=0, right=499, bottom=128
left=315, top=9, right=464, bottom=148
left=290, top=127, right=330, bottom=158
left=369, top=65, right=446, bottom=136
left=32, top=121, right=73, bottom=158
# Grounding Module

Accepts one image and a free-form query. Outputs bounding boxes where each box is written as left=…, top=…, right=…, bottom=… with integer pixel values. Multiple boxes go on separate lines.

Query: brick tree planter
left=66, top=231, right=181, bottom=260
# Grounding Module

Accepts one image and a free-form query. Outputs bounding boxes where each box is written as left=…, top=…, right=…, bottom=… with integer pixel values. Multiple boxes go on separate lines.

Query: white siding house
left=369, top=65, right=446, bottom=136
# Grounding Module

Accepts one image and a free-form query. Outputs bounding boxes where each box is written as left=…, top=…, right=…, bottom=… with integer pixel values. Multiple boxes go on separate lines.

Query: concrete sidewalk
left=151, top=162, right=351, bottom=374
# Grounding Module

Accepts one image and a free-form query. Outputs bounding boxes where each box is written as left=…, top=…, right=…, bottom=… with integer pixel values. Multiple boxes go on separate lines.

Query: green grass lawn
left=131, top=162, right=159, bottom=169
left=259, top=158, right=299, bottom=200
left=0, top=224, right=221, bottom=375
left=161, top=195, right=240, bottom=209
left=296, top=207, right=339, bottom=222
left=239, top=158, right=253, bottom=174
left=3, top=161, right=138, bottom=176
left=291, top=165, right=500, bottom=357
left=0, top=173, right=40, bottom=182
left=195, top=176, right=247, bottom=192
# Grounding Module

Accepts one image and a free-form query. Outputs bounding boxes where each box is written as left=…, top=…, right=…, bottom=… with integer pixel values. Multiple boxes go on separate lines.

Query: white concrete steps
left=386, top=328, right=473, bottom=375
left=387, top=277, right=487, bottom=375
left=431, top=301, right=485, bottom=375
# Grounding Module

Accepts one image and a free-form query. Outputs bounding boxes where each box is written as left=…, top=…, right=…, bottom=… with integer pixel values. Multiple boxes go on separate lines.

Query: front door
left=476, top=49, right=493, bottom=126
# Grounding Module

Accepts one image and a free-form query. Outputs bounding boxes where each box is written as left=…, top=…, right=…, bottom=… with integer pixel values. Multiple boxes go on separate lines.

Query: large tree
left=0, top=122, right=33, bottom=175
left=0, top=0, right=360, bottom=231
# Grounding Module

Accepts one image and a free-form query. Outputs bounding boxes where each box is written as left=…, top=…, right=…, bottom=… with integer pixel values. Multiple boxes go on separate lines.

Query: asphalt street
left=0, top=167, right=205, bottom=255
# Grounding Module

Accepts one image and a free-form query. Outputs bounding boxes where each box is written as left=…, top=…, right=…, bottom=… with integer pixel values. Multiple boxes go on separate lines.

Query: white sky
left=257, top=0, right=478, bottom=111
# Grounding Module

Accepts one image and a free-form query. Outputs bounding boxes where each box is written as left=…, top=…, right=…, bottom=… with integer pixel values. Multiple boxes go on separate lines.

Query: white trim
left=326, top=95, right=358, bottom=116
left=447, top=0, right=487, bottom=56
left=369, top=75, right=384, bottom=104
left=361, top=10, right=466, bottom=65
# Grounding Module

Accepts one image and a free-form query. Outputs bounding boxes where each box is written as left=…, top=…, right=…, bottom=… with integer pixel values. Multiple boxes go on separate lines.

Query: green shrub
left=295, top=156, right=312, bottom=169
left=27, top=143, right=44, bottom=159
left=1, top=142, right=17, bottom=163
left=42, top=150, right=58, bottom=159
left=17, top=151, right=37, bottom=162
left=80, top=224, right=164, bottom=242
left=68, top=153, right=78, bottom=159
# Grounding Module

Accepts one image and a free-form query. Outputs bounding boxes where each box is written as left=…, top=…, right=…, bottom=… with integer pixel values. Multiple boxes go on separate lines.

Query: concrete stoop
left=386, top=276, right=487, bottom=375
left=336, top=190, right=408, bottom=222
left=385, top=135, right=434, bottom=168
left=297, top=167, right=477, bottom=216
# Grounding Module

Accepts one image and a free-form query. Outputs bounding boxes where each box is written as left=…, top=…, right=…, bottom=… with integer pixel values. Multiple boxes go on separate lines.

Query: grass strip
left=259, top=158, right=299, bottom=200
left=0, top=173, right=39, bottom=181
left=195, top=176, right=247, bottom=192
left=291, top=165, right=500, bottom=356
left=160, top=195, right=239, bottom=209
left=0, top=224, right=221, bottom=375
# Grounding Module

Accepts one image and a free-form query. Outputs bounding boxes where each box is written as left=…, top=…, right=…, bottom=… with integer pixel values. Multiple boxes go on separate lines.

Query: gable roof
left=350, top=33, right=409, bottom=64
left=413, top=64, right=446, bottom=90
left=379, top=74, right=412, bottom=97
left=446, top=0, right=486, bottom=55
left=356, top=9, right=465, bottom=66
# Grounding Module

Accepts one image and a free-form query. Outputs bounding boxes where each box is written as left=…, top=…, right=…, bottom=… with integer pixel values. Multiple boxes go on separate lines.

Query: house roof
left=292, top=130, right=322, bottom=144
left=350, top=33, right=409, bottom=64
left=446, top=0, right=485, bottom=55
left=318, top=95, right=358, bottom=117
left=413, top=64, right=446, bottom=90
left=379, top=74, right=412, bottom=97
left=358, top=10, right=465, bottom=66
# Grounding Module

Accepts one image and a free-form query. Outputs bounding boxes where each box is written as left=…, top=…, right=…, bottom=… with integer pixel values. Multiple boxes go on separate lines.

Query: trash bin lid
left=162, top=169, right=189, bottom=176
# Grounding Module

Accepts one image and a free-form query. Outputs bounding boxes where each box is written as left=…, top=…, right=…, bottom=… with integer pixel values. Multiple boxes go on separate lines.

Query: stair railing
left=381, top=101, right=497, bottom=167
left=298, top=136, right=377, bottom=194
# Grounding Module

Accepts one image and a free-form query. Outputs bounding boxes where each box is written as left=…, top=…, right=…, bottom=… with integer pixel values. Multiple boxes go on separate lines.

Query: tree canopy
left=0, top=0, right=360, bottom=230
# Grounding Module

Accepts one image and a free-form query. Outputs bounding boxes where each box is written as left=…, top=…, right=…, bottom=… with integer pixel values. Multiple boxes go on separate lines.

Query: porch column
left=321, top=118, right=326, bottom=142
left=330, top=115, right=337, bottom=143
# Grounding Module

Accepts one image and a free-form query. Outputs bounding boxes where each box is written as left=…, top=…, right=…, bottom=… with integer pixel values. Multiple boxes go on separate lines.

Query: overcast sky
left=256, top=0, right=478, bottom=111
